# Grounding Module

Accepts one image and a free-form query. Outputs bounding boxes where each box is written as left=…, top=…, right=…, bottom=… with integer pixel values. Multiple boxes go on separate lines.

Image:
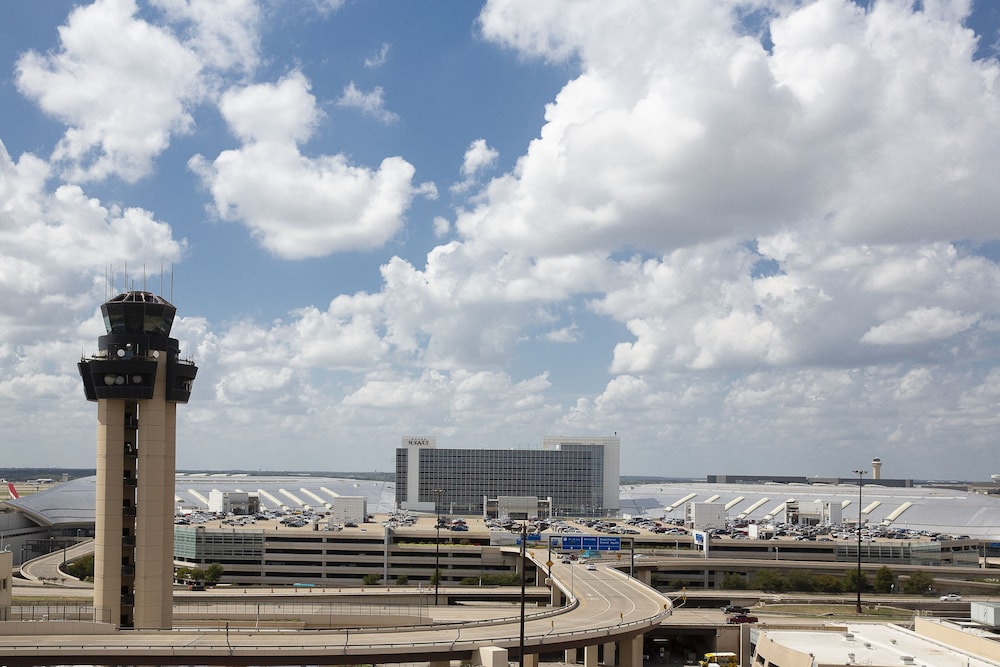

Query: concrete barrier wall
left=174, top=612, right=425, bottom=629
left=0, top=621, right=117, bottom=636
left=914, top=617, right=1000, bottom=661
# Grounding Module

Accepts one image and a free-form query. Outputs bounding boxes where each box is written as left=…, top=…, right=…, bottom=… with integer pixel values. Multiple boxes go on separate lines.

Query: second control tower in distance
left=78, top=291, right=198, bottom=629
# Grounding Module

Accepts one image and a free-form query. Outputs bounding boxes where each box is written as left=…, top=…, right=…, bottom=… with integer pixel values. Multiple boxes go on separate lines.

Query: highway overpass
left=2, top=553, right=673, bottom=666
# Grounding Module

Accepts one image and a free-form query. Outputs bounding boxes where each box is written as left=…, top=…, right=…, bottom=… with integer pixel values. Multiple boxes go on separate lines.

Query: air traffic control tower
left=78, top=291, right=198, bottom=629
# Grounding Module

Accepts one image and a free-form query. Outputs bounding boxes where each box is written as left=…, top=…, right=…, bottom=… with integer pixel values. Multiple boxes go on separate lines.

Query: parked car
left=721, top=605, right=750, bottom=614
left=727, top=614, right=758, bottom=624
left=939, top=593, right=963, bottom=601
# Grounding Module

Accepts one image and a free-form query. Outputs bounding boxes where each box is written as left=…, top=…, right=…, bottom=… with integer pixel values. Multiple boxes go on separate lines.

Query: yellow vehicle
left=699, top=651, right=738, bottom=667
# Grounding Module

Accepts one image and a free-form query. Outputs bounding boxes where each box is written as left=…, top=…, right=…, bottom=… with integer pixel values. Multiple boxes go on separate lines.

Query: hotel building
left=395, top=435, right=620, bottom=517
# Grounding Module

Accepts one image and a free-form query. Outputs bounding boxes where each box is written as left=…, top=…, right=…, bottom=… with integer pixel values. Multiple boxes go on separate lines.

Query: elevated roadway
left=1, top=558, right=672, bottom=666
left=629, top=554, right=1000, bottom=597
left=17, top=540, right=94, bottom=587
left=10, top=543, right=981, bottom=664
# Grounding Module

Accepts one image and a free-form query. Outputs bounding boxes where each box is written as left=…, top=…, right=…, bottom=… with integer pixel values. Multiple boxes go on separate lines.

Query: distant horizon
left=1, top=467, right=991, bottom=486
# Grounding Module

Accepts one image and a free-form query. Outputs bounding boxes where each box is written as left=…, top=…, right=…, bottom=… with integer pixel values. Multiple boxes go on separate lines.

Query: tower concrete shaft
left=79, top=291, right=197, bottom=629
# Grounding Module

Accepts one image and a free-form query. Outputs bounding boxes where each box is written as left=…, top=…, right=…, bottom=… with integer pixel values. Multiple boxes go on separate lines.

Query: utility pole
left=853, top=468, right=867, bottom=614
left=519, top=521, right=527, bottom=667
left=431, top=488, right=446, bottom=605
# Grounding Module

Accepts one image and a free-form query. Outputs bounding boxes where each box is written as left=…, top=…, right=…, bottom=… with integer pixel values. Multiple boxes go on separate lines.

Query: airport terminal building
left=395, top=435, right=621, bottom=518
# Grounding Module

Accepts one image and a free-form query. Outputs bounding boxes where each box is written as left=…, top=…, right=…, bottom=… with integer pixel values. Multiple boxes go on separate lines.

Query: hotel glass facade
left=395, top=436, right=620, bottom=517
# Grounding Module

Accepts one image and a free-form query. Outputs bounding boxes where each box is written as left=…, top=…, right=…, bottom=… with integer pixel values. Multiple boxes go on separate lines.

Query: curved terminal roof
left=5, top=474, right=399, bottom=527
left=5, top=476, right=99, bottom=527
left=6, top=477, right=1000, bottom=538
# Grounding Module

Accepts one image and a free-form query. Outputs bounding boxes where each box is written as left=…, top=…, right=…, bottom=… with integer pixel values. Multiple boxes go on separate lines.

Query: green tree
left=205, top=563, right=224, bottom=583
left=813, top=574, right=844, bottom=594
left=362, top=572, right=381, bottom=586
left=751, top=569, right=786, bottom=593
left=873, top=566, right=895, bottom=594
left=903, top=570, right=935, bottom=595
left=480, top=573, right=520, bottom=585
left=787, top=571, right=816, bottom=592
left=843, top=569, right=869, bottom=594
left=395, top=574, right=408, bottom=585
left=721, top=572, right=746, bottom=590
left=430, top=569, right=442, bottom=587
left=66, top=554, right=95, bottom=581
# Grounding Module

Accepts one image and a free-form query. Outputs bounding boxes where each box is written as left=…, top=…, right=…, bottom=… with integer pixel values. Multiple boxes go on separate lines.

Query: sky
left=2, top=0, right=1000, bottom=481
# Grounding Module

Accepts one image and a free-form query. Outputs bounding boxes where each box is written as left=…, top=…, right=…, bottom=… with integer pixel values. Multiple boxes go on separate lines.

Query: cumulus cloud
left=176, top=306, right=561, bottom=457
left=190, top=147, right=421, bottom=258
left=190, top=73, right=430, bottom=258
left=861, top=307, right=981, bottom=346
left=433, top=216, right=451, bottom=238
left=469, top=0, right=1000, bottom=255
left=540, top=324, right=580, bottom=343
left=218, top=71, right=323, bottom=144
left=374, top=245, right=617, bottom=369
left=13, top=0, right=268, bottom=184
left=15, top=0, right=204, bottom=183
left=595, top=237, right=1000, bottom=373
left=152, top=0, right=262, bottom=74
left=337, top=82, right=399, bottom=124
left=0, top=139, right=184, bottom=345
left=451, top=139, right=499, bottom=195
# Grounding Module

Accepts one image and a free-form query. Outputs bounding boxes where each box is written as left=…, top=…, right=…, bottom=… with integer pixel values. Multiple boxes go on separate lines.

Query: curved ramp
left=1, top=555, right=671, bottom=665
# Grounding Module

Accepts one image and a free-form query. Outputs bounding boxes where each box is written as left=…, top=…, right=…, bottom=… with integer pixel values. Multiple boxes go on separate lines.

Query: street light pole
left=853, top=468, right=867, bottom=614
left=430, top=488, right=446, bottom=605
left=519, top=521, right=527, bottom=667
left=434, top=522, right=440, bottom=605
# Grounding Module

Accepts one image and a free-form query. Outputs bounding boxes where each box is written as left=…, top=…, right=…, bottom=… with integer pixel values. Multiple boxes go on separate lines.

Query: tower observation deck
left=78, top=291, right=198, bottom=629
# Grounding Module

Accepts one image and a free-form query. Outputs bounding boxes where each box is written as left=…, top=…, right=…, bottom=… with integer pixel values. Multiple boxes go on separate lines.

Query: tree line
left=658, top=567, right=939, bottom=595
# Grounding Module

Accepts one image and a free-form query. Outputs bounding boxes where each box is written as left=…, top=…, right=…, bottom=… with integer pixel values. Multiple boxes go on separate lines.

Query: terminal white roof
left=5, top=474, right=398, bottom=527
left=173, top=473, right=396, bottom=514
left=7, top=477, right=1000, bottom=539
left=619, top=481, right=1000, bottom=539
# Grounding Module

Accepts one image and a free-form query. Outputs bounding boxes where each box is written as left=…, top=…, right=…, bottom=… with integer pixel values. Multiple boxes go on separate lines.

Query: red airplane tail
left=7, top=482, right=19, bottom=499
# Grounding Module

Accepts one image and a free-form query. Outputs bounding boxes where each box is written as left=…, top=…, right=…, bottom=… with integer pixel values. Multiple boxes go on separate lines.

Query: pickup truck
left=726, top=614, right=759, bottom=624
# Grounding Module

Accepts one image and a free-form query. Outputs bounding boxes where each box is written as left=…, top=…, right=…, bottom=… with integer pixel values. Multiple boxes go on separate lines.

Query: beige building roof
left=754, top=622, right=1000, bottom=667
